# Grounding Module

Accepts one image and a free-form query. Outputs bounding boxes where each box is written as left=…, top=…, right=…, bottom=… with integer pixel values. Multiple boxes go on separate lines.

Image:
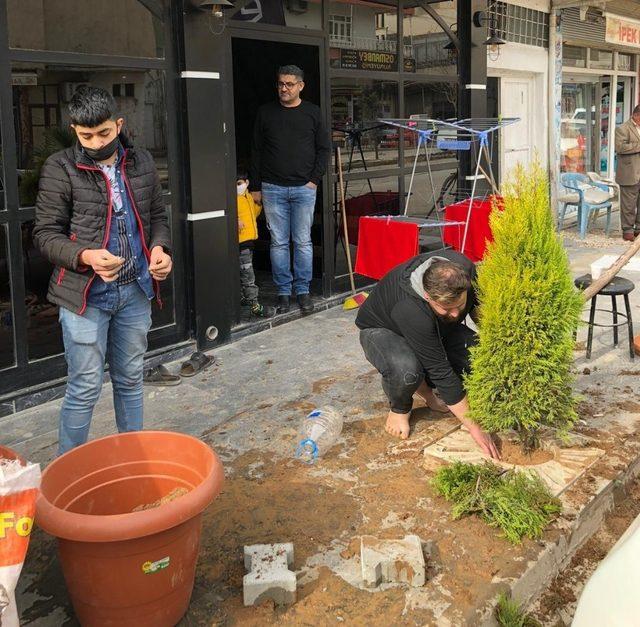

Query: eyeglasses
left=276, top=81, right=301, bottom=90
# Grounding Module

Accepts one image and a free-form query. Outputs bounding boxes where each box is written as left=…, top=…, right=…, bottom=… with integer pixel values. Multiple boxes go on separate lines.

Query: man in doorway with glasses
left=250, top=64, right=330, bottom=314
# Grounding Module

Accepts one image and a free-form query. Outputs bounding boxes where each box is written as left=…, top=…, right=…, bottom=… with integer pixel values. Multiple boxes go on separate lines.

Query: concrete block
left=243, top=543, right=296, bottom=606
left=423, top=427, right=604, bottom=496
left=360, top=534, right=426, bottom=588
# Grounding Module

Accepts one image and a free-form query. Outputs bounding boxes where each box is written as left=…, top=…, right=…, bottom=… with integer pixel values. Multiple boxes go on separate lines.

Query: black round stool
left=574, top=274, right=635, bottom=360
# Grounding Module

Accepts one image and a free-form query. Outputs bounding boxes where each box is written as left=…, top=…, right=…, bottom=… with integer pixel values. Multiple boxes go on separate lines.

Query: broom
left=337, top=146, right=369, bottom=310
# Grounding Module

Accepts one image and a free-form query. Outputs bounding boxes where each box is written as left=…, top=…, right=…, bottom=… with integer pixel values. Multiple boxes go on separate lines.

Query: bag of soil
left=0, top=457, right=41, bottom=627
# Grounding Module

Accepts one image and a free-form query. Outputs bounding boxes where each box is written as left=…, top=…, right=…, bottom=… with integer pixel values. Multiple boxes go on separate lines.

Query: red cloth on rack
left=354, top=216, right=419, bottom=280
left=442, top=196, right=501, bottom=262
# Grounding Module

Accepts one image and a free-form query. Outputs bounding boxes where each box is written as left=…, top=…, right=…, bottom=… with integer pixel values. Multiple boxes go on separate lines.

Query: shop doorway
left=231, top=37, right=323, bottom=324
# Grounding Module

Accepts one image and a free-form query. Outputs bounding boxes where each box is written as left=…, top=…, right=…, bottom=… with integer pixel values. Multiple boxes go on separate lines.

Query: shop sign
left=335, top=48, right=416, bottom=72
left=11, top=73, right=37, bottom=86
left=605, top=14, right=640, bottom=48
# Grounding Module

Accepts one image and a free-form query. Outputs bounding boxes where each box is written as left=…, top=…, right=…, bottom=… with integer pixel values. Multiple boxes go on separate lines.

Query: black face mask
left=83, top=135, right=120, bottom=162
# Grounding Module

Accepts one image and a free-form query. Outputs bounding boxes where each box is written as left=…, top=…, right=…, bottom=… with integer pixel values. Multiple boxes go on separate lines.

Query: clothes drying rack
left=378, top=116, right=520, bottom=255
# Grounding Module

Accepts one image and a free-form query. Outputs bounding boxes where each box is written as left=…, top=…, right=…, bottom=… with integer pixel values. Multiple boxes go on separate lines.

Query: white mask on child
left=237, top=183, right=248, bottom=196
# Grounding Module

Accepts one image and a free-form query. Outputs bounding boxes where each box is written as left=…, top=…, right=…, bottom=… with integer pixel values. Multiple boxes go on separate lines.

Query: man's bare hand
left=149, top=245, right=172, bottom=281
left=305, top=181, right=317, bottom=190
left=250, top=191, right=262, bottom=203
left=468, top=423, right=501, bottom=460
left=238, top=219, right=245, bottom=230
left=80, top=249, right=124, bottom=282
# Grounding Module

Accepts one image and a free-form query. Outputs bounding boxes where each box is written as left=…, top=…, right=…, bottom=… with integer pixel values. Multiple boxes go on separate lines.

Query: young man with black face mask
left=33, top=86, right=172, bottom=455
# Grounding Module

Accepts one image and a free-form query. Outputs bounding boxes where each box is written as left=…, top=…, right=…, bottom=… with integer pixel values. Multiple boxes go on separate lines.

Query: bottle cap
left=295, top=438, right=318, bottom=464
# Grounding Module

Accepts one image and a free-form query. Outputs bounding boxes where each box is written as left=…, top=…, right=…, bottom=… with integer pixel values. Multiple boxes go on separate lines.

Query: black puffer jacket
left=33, top=135, right=172, bottom=314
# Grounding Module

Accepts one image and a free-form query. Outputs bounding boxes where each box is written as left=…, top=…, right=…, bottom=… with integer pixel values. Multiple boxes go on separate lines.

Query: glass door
left=598, top=79, right=611, bottom=175
left=561, top=79, right=597, bottom=173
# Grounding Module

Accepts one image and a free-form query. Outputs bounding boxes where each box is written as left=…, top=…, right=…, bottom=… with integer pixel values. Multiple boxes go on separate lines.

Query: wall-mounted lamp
left=443, top=37, right=457, bottom=60
left=188, top=0, right=235, bottom=19
left=473, top=10, right=506, bottom=61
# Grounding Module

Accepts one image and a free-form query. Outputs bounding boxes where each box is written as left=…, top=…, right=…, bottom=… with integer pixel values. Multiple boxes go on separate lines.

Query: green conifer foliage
left=432, top=461, right=561, bottom=544
left=464, top=162, right=583, bottom=450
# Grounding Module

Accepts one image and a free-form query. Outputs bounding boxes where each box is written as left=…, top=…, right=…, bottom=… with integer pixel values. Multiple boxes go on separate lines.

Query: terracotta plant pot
left=634, top=335, right=640, bottom=356
left=36, top=431, right=224, bottom=626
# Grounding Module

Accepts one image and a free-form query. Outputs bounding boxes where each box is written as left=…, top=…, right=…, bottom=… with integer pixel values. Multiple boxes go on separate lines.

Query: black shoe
left=297, top=293, right=315, bottom=314
left=276, top=295, right=290, bottom=314
left=251, top=303, right=276, bottom=318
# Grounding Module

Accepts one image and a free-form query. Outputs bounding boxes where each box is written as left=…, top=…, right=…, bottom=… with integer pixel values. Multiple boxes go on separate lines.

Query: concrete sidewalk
left=9, top=232, right=640, bottom=626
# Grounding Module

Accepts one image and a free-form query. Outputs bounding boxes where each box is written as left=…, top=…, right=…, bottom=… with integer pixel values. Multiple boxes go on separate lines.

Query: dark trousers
left=359, top=325, right=477, bottom=413
left=619, top=182, right=640, bottom=234
left=239, top=246, right=259, bottom=304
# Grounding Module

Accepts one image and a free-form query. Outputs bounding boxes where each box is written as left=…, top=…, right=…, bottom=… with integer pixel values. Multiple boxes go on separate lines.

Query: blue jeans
left=262, top=182, right=316, bottom=296
left=58, top=283, right=152, bottom=455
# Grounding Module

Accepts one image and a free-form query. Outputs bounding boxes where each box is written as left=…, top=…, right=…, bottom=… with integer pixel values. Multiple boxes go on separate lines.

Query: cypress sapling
left=464, top=162, right=583, bottom=450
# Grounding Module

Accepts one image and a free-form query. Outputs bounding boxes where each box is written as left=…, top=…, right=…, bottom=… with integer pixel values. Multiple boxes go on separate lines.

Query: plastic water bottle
left=295, top=406, right=343, bottom=464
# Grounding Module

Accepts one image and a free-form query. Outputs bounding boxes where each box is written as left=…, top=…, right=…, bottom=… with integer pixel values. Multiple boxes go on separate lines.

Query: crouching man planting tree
left=355, top=250, right=500, bottom=459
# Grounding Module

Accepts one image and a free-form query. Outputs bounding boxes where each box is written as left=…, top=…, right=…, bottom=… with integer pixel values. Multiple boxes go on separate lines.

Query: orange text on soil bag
left=0, top=488, right=37, bottom=566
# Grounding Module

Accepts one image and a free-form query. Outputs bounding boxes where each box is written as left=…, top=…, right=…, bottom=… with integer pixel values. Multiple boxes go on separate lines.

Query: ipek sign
left=606, top=14, right=640, bottom=48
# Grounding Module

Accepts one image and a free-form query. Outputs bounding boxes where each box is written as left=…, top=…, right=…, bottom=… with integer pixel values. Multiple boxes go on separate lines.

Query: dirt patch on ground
left=185, top=411, right=548, bottom=625
left=18, top=382, right=640, bottom=626
left=615, top=399, right=640, bottom=412
left=280, top=398, right=316, bottom=413
left=217, top=566, right=410, bottom=626
left=496, top=440, right=554, bottom=465
left=311, top=377, right=339, bottom=394
left=533, top=478, right=640, bottom=625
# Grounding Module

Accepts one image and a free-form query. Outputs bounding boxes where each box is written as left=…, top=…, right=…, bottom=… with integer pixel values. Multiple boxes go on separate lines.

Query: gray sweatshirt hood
left=409, top=255, right=448, bottom=301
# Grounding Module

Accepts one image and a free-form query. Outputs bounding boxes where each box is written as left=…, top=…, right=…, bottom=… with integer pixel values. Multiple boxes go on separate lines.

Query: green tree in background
left=465, top=162, right=582, bottom=451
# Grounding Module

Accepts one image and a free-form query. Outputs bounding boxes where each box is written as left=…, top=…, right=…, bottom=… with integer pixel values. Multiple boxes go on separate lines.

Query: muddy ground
left=12, top=233, right=640, bottom=626
left=531, top=477, right=640, bottom=626
left=18, top=365, right=640, bottom=626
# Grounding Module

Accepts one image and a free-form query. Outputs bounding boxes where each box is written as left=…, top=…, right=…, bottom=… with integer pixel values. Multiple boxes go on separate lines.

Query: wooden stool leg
left=587, top=295, right=597, bottom=359
left=612, top=295, right=619, bottom=346
left=624, top=294, right=635, bottom=360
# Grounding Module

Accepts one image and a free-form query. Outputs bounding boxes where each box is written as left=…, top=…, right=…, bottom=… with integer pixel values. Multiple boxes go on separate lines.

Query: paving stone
left=423, top=427, right=605, bottom=496
left=243, top=543, right=296, bottom=606
left=360, top=534, right=426, bottom=588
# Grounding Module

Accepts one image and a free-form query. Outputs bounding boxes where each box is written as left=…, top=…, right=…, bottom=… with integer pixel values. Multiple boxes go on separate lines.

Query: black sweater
left=250, top=100, right=330, bottom=190
left=355, top=251, right=478, bottom=405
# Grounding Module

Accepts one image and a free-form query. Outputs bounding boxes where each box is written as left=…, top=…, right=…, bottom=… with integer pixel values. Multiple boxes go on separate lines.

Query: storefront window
left=329, top=1, right=399, bottom=71
left=232, top=0, right=321, bottom=30
left=333, top=175, right=400, bottom=279
left=563, top=46, right=586, bottom=68
left=561, top=83, right=593, bottom=174
left=0, top=225, right=15, bottom=369
left=11, top=63, right=175, bottom=356
left=7, top=0, right=164, bottom=57
left=12, top=65, right=170, bottom=208
left=404, top=170, right=458, bottom=221
left=590, top=49, right=613, bottom=70
left=331, top=78, right=399, bottom=173
left=404, top=81, right=458, bottom=168
left=21, top=220, right=64, bottom=360
left=618, top=53, right=634, bottom=71
left=402, top=0, right=457, bottom=76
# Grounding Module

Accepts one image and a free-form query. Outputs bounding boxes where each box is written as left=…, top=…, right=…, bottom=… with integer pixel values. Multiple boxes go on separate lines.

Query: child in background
left=237, top=171, right=276, bottom=318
